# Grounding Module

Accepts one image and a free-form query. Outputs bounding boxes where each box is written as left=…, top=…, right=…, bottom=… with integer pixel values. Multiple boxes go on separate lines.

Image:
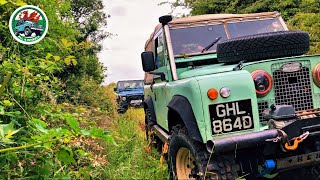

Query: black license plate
left=209, top=99, right=254, bottom=135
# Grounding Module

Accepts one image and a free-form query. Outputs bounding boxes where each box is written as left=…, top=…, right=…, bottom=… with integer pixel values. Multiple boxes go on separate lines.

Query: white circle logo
left=9, top=5, right=49, bottom=45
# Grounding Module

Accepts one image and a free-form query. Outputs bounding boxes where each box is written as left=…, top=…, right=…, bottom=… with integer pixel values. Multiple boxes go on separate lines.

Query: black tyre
left=117, top=101, right=128, bottom=114
left=168, top=126, right=238, bottom=180
left=145, top=108, right=162, bottom=152
left=24, top=27, right=32, bottom=37
left=217, top=31, right=310, bottom=64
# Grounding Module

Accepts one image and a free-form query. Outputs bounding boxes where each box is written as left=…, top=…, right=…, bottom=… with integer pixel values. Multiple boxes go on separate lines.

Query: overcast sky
left=99, top=0, right=189, bottom=84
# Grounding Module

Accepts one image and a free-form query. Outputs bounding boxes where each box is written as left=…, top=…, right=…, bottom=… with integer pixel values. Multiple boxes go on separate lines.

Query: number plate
left=131, top=100, right=142, bottom=103
left=209, top=99, right=254, bottom=135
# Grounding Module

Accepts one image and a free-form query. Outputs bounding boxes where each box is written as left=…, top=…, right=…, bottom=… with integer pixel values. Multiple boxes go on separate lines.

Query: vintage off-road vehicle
left=141, top=12, right=320, bottom=179
left=114, top=80, right=144, bottom=113
left=14, top=20, right=43, bottom=37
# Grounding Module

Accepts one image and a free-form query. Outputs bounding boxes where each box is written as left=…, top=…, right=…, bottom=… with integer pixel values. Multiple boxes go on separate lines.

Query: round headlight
left=251, top=70, right=273, bottom=97
left=121, top=96, right=126, bottom=101
left=313, top=64, right=320, bottom=87
left=220, top=87, right=231, bottom=98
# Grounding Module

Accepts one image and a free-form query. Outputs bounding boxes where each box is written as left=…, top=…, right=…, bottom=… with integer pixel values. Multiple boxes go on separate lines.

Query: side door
left=152, top=29, right=170, bottom=130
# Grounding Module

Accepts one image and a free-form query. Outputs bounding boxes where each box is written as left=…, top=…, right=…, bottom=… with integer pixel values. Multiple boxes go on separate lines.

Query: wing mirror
left=114, top=87, right=117, bottom=92
left=141, top=51, right=155, bottom=72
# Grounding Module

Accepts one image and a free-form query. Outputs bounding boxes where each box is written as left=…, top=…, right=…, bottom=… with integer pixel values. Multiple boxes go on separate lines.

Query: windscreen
left=169, top=18, right=285, bottom=56
left=227, top=18, right=285, bottom=38
left=170, top=24, right=228, bottom=55
left=117, top=80, right=144, bottom=90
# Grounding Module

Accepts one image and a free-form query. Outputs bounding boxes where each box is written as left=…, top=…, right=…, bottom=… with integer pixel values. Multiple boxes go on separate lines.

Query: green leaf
left=31, top=118, right=47, bottom=133
left=65, top=117, right=80, bottom=133
left=44, top=76, right=50, bottom=81
left=64, top=58, right=71, bottom=65
left=35, top=123, right=48, bottom=134
left=15, top=0, right=27, bottom=6
left=46, top=53, right=53, bottom=60
left=53, top=56, right=60, bottom=61
left=80, top=129, right=90, bottom=135
left=71, top=59, right=77, bottom=66
left=61, top=38, right=73, bottom=48
left=0, top=0, right=7, bottom=5
left=3, top=100, right=13, bottom=107
left=56, top=149, right=76, bottom=165
left=4, top=129, right=20, bottom=141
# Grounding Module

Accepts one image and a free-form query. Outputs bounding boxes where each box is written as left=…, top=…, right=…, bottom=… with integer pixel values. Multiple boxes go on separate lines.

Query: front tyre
left=168, top=126, right=238, bottom=180
left=24, top=27, right=32, bottom=37
left=145, top=108, right=162, bottom=152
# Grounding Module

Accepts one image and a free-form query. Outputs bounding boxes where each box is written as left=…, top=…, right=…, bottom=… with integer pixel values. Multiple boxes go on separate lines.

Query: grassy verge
left=105, top=108, right=168, bottom=179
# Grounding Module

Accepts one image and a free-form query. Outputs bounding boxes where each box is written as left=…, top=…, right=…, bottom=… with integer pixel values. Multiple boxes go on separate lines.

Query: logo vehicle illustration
left=9, top=5, right=48, bottom=45
left=141, top=12, right=320, bottom=179
left=14, top=20, right=43, bottom=37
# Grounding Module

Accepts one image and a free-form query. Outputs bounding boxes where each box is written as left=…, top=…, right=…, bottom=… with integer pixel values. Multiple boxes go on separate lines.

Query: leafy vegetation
left=165, top=0, right=320, bottom=54
left=0, top=0, right=122, bottom=179
left=105, top=108, right=168, bottom=179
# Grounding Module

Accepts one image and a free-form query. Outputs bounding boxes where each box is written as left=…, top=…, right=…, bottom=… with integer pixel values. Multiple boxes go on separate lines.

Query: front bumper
left=207, top=116, right=320, bottom=175
left=207, top=116, right=320, bottom=153
left=31, top=28, right=43, bottom=31
left=206, top=129, right=279, bottom=153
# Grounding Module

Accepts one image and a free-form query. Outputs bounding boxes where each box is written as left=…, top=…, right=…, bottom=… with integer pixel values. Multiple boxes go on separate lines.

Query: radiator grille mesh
left=272, top=61, right=313, bottom=111
left=258, top=101, right=269, bottom=121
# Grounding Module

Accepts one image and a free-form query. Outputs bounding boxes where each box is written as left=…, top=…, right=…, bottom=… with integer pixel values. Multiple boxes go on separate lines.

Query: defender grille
left=258, top=101, right=269, bottom=121
left=127, top=95, right=144, bottom=101
left=272, top=61, right=313, bottom=111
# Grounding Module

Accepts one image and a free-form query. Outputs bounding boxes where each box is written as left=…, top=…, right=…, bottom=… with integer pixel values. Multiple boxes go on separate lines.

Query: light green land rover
left=141, top=12, right=320, bottom=180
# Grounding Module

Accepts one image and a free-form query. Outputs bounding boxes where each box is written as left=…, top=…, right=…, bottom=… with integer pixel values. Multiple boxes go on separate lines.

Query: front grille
left=272, top=61, right=313, bottom=111
left=127, top=95, right=144, bottom=101
left=258, top=101, right=269, bottom=121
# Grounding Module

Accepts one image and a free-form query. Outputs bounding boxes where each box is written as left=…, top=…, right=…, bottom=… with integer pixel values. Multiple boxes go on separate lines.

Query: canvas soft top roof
left=144, top=11, right=280, bottom=51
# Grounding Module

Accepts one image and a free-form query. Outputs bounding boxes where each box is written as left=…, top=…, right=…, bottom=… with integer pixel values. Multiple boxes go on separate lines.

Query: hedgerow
left=0, top=0, right=115, bottom=178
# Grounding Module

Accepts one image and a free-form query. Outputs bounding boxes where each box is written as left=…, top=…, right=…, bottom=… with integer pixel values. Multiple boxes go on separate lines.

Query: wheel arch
left=167, top=95, right=203, bottom=142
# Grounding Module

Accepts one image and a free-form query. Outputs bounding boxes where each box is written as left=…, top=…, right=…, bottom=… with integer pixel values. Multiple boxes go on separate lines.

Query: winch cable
left=266, top=130, right=289, bottom=152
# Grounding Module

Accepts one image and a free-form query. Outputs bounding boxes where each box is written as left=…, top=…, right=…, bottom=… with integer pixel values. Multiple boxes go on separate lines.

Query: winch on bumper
left=207, top=106, right=320, bottom=173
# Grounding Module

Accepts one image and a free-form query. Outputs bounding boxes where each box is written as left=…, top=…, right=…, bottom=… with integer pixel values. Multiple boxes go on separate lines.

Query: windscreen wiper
left=201, top=37, right=222, bottom=53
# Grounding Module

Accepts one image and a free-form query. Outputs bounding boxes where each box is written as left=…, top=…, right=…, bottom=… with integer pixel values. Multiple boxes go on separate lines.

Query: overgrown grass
left=105, top=108, right=168, bottom=179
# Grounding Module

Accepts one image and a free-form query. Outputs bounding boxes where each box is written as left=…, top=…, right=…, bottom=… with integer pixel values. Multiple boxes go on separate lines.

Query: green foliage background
left=168, top=0, right=320, bottom=54
left=0, top=0, right=119, bottom=179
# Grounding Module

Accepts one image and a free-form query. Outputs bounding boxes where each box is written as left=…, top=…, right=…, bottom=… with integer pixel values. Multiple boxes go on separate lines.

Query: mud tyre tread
left=217, top=31, right=310, bottom=64
left=168, top=125, right=238, bottom=180
left=145, top=108, right=162, bottom=152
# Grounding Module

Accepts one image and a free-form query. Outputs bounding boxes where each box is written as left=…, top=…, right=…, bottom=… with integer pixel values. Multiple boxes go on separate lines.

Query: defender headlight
left=313, top=63, right=320, bottom=87
left=121, top=97, right=126, bottom=101
left=251, top=70, right=273, bottom=97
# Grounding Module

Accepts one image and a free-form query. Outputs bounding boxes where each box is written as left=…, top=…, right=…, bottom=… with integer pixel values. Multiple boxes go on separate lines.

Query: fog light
left=207, top=88, right=218, bottom=100
left=220, top=87, right=231, bottom=98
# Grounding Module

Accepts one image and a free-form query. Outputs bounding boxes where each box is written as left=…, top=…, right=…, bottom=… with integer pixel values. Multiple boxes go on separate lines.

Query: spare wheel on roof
left=216, top=31, right=310, bottom=64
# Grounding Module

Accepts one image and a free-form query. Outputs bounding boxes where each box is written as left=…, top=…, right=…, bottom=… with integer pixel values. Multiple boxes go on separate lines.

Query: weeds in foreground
left=105, top=108, right=169, bottom=179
